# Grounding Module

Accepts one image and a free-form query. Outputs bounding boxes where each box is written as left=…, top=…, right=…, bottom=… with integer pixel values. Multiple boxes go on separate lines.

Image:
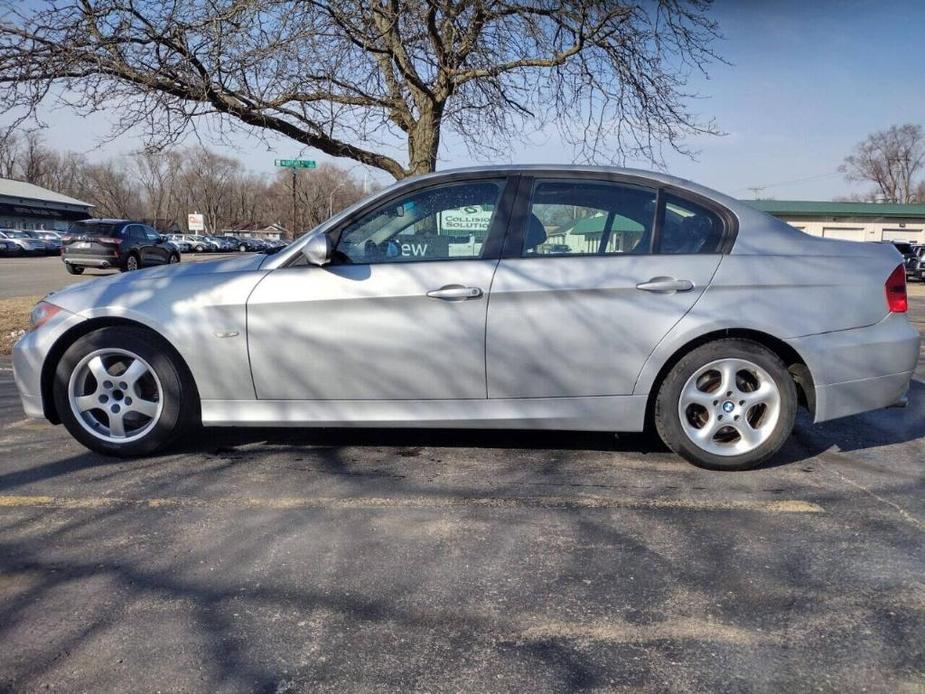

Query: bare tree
left=840, top=124, right=925, bottom=204
left=0, top=0, right=722, bottom=179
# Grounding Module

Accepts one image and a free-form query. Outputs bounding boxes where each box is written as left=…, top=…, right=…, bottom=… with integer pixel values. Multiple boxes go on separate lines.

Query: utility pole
left=291, top=168, right=297, bottom=240
left=747, top=186, right=765, bottom=200
left=274, top=158, right=316, bottom=240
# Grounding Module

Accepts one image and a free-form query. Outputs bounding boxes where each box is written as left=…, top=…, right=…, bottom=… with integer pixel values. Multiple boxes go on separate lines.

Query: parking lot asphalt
left=0, top=253, right=242, bottom=299
left=0, top=287, right=923, bottom=691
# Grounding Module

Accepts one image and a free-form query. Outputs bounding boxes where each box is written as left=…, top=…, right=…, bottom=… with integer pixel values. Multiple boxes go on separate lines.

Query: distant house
left=141, top=218, right=182, bottom=234
left=0, top=178, right=94, bottom=231
left=221, top=222, right=289, bottom=241
left=743, top=200, right=925, bottom=244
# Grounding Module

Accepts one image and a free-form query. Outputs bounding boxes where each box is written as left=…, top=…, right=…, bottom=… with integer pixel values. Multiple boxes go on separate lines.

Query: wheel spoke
left=681, top=380, right=716, bottom=408
left=108, top=411, right=126, bottom=438
left=121, top=358, right=148, bottom=387
left=75, top=394, right=99, bottom=412
left=690, top=416, right=721, bottom=443
left=743, top=381, right=778, bottom=407
left=716, top=361, right=737, bottom=395
left=734, top=422, right=762, bottom=449
left=86, top=355, right=109, bottom=383
left=131, top=397, right=159, bottom=418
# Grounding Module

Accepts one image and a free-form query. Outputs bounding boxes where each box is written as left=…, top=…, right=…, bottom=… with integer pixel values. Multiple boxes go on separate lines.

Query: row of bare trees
left=0, top=132, right=370, bottom=234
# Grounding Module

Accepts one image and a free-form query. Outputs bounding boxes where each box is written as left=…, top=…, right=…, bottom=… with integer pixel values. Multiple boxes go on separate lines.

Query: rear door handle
left=426, top=285, right=483, bottom=300
left=635, top=277, right=695, bottom=293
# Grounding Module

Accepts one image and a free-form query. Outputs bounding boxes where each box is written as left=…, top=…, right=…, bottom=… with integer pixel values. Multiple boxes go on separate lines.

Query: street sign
left=275, top=159, right=316, bottom=169
left=187, top=213, right=205, bottom=231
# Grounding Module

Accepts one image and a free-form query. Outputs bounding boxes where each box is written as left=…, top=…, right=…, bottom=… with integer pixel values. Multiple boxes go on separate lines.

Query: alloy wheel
left=677, top=358, right=782, bottom=457
left=67, top=349, right=163, bottom=443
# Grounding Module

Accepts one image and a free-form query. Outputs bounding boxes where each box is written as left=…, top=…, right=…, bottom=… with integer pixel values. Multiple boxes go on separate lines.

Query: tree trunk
left=407, top=106, right=443, bottom=177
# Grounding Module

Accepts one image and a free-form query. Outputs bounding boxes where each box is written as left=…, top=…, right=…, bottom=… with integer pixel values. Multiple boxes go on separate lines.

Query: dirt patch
left=0, top=295, right=40, bottom=354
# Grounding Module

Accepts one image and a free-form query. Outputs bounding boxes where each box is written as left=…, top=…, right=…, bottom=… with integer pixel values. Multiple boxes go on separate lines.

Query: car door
left=246, top=176, right=515, bottom=401
left=486, top=176, right=728, bottom=399
left=121, top=225, right=145, bottom=263
left=142, top=225, right=170, bottom=263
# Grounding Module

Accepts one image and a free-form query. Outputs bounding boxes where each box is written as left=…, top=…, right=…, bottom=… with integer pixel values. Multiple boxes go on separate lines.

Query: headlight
left=29, top=301, right=62, bottom=331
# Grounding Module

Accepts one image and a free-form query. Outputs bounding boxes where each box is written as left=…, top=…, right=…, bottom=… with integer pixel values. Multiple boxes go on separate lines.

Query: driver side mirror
left=300, top=230, right=333, bottom=266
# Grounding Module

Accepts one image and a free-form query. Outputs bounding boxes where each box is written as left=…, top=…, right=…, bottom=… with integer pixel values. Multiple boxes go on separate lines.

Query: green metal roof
left=743, top=199, right=925, bottom=219
left=564, top=213, right=644, bottom=236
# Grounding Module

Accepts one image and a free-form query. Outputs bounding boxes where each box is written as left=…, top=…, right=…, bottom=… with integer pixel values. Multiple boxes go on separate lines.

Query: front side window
left=333, top=180, right=504, bottom=264
left=522, top=180, right=657, bottom=256
left=660, top=194, right=725, bottom=254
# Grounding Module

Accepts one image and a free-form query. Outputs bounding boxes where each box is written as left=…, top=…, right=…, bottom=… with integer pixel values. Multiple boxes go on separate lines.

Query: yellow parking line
left=0, top=494, right=824, bottom=514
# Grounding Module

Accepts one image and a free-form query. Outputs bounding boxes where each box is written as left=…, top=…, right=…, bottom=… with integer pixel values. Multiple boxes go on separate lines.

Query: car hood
left=46, top=253, right=270, bottom=314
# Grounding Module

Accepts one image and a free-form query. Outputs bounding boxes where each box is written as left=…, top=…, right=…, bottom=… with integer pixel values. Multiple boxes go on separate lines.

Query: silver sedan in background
left=12, top=166, right=920, bottom=470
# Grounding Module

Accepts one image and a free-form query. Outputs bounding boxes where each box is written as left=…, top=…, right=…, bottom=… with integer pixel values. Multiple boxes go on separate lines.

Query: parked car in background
left=223, top=236, right=264, bottom=252
left=24, top=230, right=64, bottom=255
left=907, top=245, right=925, bottom=282
left=0, top=238, right=19, bottom=256
left=165, top=236, right=191, bottom=253
left=13, top=166, right=920, bottom=471
left=880, top=240, right=919, bottom=278
left=205, top=235, right=234, bottom=252
left=0, top=228, right=47, bottom=255
left=170, top=234, right=212, bottom=252
left=62, top=219, right=181, bottom=274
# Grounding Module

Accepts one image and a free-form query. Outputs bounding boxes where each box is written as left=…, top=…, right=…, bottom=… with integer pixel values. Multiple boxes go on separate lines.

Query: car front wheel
left=65, top=263, right=84, bottom=275
left=654, top=339, right=797, bottom=471
left=53, top=326, right=198, bottom=456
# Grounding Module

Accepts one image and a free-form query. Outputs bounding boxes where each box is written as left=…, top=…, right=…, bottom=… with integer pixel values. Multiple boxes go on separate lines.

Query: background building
left=0, top=178, right=93, bottom=231
left=745, top=200, right=925, bottom=244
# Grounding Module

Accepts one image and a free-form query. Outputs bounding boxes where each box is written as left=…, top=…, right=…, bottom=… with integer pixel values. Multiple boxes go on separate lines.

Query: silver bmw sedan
left=11, top=167, right=920, bottom=470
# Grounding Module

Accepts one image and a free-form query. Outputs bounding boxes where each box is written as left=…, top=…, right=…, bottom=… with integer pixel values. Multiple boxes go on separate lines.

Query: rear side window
left=522, top=180, right=658, bottom=256
left=659, top=194, right=725, bottom=254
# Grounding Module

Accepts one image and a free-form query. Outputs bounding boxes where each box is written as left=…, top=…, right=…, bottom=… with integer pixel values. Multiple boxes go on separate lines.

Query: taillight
left=97, top=237, right=122, bottom=245
left=885, top=264, right=907, bottom=313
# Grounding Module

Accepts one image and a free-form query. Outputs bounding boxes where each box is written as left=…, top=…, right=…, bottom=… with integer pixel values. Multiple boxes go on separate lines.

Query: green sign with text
left=275, top=159, right=316, bottom=169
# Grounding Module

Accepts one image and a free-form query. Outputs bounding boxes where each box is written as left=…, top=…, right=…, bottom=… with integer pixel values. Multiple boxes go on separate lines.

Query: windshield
left=70, top=222, right=121, bottom=236
left=894, top=242, right=913, bottom=254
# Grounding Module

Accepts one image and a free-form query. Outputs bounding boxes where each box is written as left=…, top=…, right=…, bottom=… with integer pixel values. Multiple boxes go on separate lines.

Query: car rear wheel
left=53, top=326, right=198, bottom=456
left=123, top=254, right=140, bottom=272
left=239, top=244, right=247, bottom=252
left=654, top=339, right=797, bottom=471
left=168, top=253, right=180, bottom=264
left=65, top=264, right=84, bottom=275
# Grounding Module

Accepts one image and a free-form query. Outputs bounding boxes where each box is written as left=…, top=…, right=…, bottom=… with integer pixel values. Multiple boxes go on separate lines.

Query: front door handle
left=426, top=285, right=483, bottom=301
left=636, top=277, right=695, bottom=293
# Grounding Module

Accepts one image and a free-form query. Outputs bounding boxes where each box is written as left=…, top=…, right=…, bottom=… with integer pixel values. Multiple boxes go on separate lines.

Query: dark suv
left=62, top=219, right=181, bottom=275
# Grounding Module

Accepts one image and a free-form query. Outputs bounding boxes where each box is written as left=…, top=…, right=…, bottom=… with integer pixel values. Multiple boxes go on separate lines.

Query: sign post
left=274, top=160, right=317, bottom=238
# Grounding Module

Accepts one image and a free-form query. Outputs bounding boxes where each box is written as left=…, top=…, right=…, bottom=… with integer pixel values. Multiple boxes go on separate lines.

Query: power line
left=735, top=170, right=842, bottom=195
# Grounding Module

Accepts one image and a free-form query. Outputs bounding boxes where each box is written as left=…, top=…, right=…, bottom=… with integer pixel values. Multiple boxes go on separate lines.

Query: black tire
left=239, top=244, right=247, bottom=252
left=122, top=253, right=140, bottom=272
left=53, top=326, right=199, bottom=457
left=65, top=263, right=84, bottom=275
left=168, top=253, right=180, bottom=264
left=654, top=339, right=797, bottom=471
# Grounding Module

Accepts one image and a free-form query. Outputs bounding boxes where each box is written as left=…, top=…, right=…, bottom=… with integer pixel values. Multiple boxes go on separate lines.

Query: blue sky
left=18, top=0, right=925, bottom=200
